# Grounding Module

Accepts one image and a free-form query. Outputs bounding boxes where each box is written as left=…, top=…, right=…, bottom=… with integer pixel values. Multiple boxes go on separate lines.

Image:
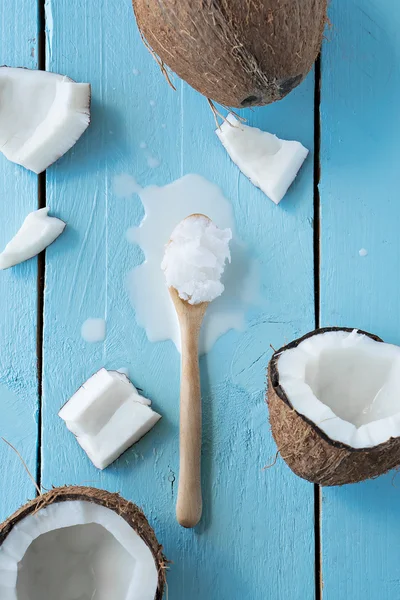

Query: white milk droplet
left=149, top=100, right=156, bottom=106
left=112, top=174, right=142, bottom=198
left=81, top=318, right=106, bottom=343
left=126, top=174, right=261, bottom=354
left=359, top=248, right=368, bottom=257
left=139, top=141, right=147, bottom=149
left=132, top=68, right=140, bottom=75
left=146, top=155, right=161, bottom=169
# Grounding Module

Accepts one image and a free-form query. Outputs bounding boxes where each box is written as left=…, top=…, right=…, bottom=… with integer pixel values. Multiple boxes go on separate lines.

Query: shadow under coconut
left=323, top=470, right=400, bottom=521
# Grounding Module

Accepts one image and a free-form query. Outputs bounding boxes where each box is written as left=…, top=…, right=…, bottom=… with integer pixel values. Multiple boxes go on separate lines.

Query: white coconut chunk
left=59, top=369, right=161, bottom=469
left=0, top=501, right=158, bottom=600
left=278, top=330, right=400, bottom=448
left=216, top=113, right=309, bottom=204
left=0, top=67, right=90, bottom=174
left=0, top=207, right=66, bottom=270
left=161, top=214, right=232, bottom=305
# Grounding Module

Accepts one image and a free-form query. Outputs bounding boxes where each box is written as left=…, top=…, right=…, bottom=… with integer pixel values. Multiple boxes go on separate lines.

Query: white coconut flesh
left=277, top=330, right=400, bottom=449
left=0, top=207, right=66, bottom=270
left=59, top=369, right=161, bottom=470
left=0, top=501, right=158, bottom=600
left=216, top=114, right=309, bottom=205
left=0, top=67, right=90, bottom=174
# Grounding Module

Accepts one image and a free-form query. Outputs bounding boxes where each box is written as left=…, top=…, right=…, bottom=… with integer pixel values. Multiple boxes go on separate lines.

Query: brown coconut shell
left=267, top=327, right=400, bottom=486
left=132, top=0, right=328, bottom=108
left=0, top=486, right=166, bottom=599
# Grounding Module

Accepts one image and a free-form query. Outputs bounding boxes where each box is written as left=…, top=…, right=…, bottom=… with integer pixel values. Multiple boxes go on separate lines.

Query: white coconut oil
left=125, top=174, right=260, bottom=354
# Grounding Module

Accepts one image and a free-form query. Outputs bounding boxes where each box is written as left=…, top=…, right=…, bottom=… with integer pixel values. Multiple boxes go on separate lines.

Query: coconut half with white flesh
left=268, top=328, right=400, bottom=486
left=0, top=67, right=90, bottom=174
left=0, top=486, right=166, bottom=600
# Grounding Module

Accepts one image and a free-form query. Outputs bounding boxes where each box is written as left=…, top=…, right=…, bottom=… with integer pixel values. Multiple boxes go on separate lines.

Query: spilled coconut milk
left=81, top=318, right=106, bottom=343
left=125, top=174, right=260, bottom=354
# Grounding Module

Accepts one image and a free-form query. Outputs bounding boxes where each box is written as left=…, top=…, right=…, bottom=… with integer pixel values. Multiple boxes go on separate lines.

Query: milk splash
left=126, top=174, right=260, bottom=354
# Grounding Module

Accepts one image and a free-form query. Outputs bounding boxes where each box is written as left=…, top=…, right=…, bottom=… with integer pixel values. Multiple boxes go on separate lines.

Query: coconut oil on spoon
left=125, top=174, right=261, bottom=354
left=163, top=213, right=232, bottom=528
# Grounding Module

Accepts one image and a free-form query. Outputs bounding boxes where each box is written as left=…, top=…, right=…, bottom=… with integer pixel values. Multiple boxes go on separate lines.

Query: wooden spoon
left=168, top=213, right=210, bottom=528
left=169, top=287, right=208, bottom=528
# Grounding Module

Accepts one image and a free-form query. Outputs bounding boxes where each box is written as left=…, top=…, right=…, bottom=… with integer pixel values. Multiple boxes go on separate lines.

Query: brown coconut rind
left=267, top=327, right=400, bottom=486
left=0, top=486, right=166, bottom=599
left=132, top=0, right=328, bottom=108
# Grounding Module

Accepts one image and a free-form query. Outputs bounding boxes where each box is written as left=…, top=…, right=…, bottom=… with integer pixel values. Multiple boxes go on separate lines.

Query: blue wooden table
left=1, top=1, right=399, bottom=598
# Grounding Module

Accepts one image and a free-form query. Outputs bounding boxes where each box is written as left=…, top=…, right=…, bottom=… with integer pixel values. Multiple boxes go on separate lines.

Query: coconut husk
left=132, top=0, right=328, bottom=107
left=267, top=327, right=400, bottom=486
left=0, top=486, right=166, bottom=599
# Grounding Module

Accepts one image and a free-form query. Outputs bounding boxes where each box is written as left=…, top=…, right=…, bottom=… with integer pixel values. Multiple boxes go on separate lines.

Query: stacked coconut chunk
left=216, top=113, right=308, bottom=204
left=59, top=369, right=161, bottom=469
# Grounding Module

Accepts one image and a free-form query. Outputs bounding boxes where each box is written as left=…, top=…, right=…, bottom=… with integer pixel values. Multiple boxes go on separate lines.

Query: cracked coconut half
left=268, top=327, right=400, bottom=486
left=0, top=67, right=90, bottom=173
left=0, top=486, right=166, bottom=600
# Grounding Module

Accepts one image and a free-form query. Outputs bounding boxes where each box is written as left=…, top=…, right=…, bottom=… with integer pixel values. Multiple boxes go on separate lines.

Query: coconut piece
left=268, top=327, right=400, bottom=486
left=0, top=67, right=90, bottom=173
left=0, top=208, right=66, bottom=270
left=132, top=0, right=327, bottom=107
left=59, top=369, right=160, bottom=469
left=216, top=114, right=309, bottom=205
left=161, top=214, right=232, bottom=305
left=0, top=486, right=166, bottom=600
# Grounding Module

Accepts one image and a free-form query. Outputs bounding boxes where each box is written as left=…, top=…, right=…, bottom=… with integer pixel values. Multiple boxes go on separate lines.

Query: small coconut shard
left=0, top=486, right=166, bottom=600
left=0, top=208, right=66, bottom=270
left=216, top=114, right=309, bottom=204
left=0, top=67, right=90, bottom=173
left=132, top=0, right=328, bottom=107
left=162, top=214, right=232, bottom=305
left=59, top=369, right=161, bottom=469
left=267, top=328, right=400, bottom=486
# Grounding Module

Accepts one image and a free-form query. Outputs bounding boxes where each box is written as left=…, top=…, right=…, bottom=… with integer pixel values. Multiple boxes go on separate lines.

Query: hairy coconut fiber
left=0, top=486, right=166, bottom=599
left=267, top=328, right=400, bottom=486
left=132, top=0, right=328, bottom=107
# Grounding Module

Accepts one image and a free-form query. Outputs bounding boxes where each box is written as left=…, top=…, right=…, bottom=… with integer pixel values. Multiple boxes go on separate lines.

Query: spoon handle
left=176, top=321, right=203, bottom=528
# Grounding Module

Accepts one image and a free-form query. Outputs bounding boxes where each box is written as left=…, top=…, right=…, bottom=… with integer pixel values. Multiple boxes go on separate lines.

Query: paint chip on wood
left=359, top=248, right=368, bottom=257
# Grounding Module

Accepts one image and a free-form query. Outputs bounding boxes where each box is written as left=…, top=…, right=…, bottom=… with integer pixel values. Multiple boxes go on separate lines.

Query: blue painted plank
left=42, top=0, right=316, bottom=597
left=320, top=1, right=400, bottom=598
left=0, top=3, right=40, bottom=521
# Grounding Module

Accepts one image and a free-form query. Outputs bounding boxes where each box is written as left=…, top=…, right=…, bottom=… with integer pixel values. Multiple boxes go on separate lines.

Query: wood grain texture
left=320, top=0, right=400, bottom=597
left=0, top=2, right=39, bottom=521
left=41, top=0, right=316, bottom=597
left=169, top=287, right=208, bottom=528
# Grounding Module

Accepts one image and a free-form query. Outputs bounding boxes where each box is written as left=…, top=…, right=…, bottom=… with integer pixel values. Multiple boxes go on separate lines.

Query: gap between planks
left=314, top=54, right=322, bottom=600
left=35, top=0, right=46, bottom=492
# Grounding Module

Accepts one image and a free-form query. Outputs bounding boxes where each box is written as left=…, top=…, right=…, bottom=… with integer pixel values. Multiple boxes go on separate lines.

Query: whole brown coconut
left=0, top=486, right=166, bottom=599
left=132, top=0, right=328, bottom=108
left=267, top=328, right=400, bottom=486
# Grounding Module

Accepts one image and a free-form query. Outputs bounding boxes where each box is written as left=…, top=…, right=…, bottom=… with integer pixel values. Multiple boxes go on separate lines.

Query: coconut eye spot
left=17, top=523, right=132, bottom=600
left=240, top=95, right=259, bottom=107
